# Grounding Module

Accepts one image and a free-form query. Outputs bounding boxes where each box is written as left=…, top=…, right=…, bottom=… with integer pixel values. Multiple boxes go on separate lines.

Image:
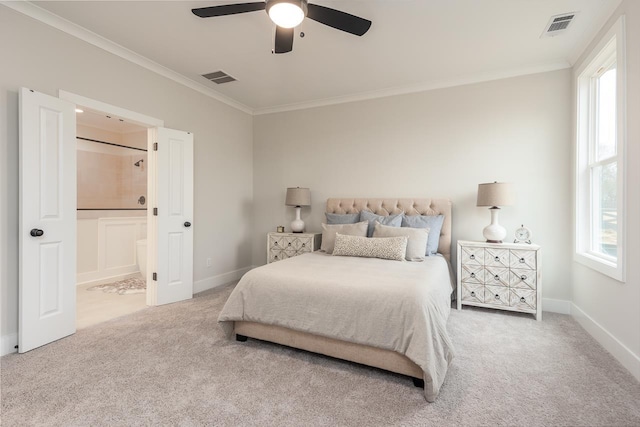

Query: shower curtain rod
left=77, top=136, right=148, bottom=152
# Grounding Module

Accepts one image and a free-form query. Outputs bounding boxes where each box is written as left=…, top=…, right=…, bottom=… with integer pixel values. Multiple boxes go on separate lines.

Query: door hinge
left=153, top=207, right=158, bottom=216
left=152, top=272, right=157, bottom=281
left=153, top=142, right=158, bottom=151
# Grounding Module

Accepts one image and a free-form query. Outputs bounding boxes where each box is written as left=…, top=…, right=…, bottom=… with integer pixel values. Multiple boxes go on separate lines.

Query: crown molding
left=2, top=1, right=253, bottom=115
left=567, top=0, right=622, bottom=66
left=253, top=61, right=571, bottom=115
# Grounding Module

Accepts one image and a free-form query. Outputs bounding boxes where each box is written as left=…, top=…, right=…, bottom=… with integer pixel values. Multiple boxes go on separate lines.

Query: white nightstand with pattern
left=267, top=232, right=322, bottom=263
left=457, top=240, right=542, bottom=320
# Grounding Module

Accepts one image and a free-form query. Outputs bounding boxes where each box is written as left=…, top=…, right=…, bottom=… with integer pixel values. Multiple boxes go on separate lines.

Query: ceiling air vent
left=541, top=12, right=578, bottom=37
left=202, top=70, right=236, bottom=84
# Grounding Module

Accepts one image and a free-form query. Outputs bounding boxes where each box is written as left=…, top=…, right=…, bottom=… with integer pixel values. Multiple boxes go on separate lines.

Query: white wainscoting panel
left=77, top=217, right=147, bottom=284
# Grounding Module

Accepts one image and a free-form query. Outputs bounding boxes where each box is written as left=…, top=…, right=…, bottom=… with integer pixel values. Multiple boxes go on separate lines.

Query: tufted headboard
left=326, top=198, right=453, bottom=263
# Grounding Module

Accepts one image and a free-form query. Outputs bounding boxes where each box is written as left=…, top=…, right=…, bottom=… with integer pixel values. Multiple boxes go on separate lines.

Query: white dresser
left=457, top=240, right=542, bottom=320
left=267, top=232, right=322, bottom=263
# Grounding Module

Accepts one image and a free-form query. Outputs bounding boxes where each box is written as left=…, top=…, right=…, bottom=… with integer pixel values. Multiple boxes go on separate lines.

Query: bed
left=218, top=198, right=455, bottom=402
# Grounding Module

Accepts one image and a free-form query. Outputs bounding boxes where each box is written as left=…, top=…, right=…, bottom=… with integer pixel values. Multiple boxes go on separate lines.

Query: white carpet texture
left=2, top=283, right=639, bottom=426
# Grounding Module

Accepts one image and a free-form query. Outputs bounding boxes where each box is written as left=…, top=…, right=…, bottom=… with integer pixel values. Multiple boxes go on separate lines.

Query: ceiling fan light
left=267, top=1, right=306, bottom=28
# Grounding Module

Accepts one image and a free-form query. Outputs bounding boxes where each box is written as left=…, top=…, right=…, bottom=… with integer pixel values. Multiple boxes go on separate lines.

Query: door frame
left=58, top=90, right=163, bottom=306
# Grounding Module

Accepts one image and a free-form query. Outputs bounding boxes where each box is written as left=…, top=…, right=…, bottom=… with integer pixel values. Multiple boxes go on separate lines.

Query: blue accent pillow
left=360, top=210, right=404, bottom=237
left=325, top=212, right=360, bottom=224
left=402, top=215, right=445, bottom=256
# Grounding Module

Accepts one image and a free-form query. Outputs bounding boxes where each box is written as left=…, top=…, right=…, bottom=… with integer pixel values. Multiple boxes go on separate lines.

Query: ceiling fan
left=192, top=0, right=372, bottom=54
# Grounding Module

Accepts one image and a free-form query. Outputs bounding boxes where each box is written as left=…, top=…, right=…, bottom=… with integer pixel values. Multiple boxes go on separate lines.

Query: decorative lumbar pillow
left=320, top=221, right=368, bottom=254
left=373, top=222, right=429, bottom=262
left=325, top=212, right=361, bottom=225
left=360, top=210, right=404, bottom=237
left=332, top=233, right=408, bottom=261
left=402, top=215, right=445, bottom=256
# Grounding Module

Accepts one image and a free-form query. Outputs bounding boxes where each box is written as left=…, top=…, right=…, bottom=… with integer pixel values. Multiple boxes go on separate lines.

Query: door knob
left=184, top=222, right=191, bottom=228
left=30, top=229, right=44, bottom=237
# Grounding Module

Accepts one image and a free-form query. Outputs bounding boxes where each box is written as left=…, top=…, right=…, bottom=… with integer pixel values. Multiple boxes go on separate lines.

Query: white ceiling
left=30, top=0, right=620, bottom=114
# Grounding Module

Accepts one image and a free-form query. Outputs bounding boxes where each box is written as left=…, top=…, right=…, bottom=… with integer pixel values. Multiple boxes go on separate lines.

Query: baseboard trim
left=193, top=266, right=254, bottom=294
left=571, top=303, right=640, bottom=381
left=542, top=298, right=572, bottom=314
left=1, top=333, right=18, bottom=357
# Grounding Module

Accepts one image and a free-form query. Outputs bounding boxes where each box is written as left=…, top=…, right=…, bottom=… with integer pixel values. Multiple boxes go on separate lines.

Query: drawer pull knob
left=302, top=243, right=305, bottom=247
left=288, top=242, right=291, bottom=246
left=470, top=254, right=475, bottom=260
left=470, top=273, right=476, bottom=278
left=494, top=275, right=500, bottom=280
left=520, top=297, right=526, bottom=303
left=519, top=258, right=525, bottom=263
left=494, top=256, right=500, bottom=261
left=495, top=294, right=500, bottom=300
left=520, top=275, right=527, bottom=281
left=275, top=241, right=279, bottom=245
left=470, top=291, right=476, bottom=297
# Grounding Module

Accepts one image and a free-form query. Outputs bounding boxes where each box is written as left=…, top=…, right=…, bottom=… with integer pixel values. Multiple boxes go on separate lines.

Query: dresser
left=267, top=232, right=322, bottom=263
left=457, top=240, right=542, bottom=320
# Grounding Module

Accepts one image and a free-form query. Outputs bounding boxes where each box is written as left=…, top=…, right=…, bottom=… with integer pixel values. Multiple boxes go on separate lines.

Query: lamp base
left=483, top=207, right=506, bottom=243
left=290, top=207, right=305, bottom=233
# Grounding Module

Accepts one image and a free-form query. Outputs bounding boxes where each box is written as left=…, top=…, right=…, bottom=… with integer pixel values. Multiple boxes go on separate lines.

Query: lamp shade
left=476, top=182, right=514, bottom=207
left=285, top=187, right=311, bottom=207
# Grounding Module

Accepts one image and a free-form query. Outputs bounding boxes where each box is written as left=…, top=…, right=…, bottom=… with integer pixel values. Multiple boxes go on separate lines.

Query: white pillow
left=373, top=222, right=429, bottom=261
left=320, top=221, right=368, bottom=254
left=332, top=233, right=408, bottom=261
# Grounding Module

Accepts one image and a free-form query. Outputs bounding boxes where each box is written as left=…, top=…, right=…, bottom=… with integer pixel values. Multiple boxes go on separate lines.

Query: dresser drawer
left=267, top=232, right=321, bottom=263
left=461, top=264, right=484, bottom=284
left=510, top=288, right=536, bottom=310
left=484, top=247, right=509, bottom=268
left=509, top=268, right=536, bottom=290
left=461, top=283, right=484, bottom=303
left=269, top=250, right=288, bottom=263
left=483, top=266, right=509, bottom=287
left=461, top=246, right=484, bottom=266
left=484, top=285, right=510, bottom=307
left=510, top=249, right=536, bottom=270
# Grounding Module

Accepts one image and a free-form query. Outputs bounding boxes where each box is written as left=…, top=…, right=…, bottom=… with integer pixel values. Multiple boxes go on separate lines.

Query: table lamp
left=285, top=187, right=311, bottom=233
left=477, top=182, right=514, bottom=243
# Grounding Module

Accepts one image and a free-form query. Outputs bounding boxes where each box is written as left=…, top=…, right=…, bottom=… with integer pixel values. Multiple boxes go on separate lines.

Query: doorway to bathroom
left=75, top=109, right=149, bottom=329
left=19, top=88, right=194, bottom=352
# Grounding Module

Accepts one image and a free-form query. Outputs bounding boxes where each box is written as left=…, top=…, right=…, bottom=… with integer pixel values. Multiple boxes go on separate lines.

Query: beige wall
left=571, top=0, right=640, bottom=379
left=0, top=8, right=253, bottom=344
left=253, top=69, right=573, bottom=302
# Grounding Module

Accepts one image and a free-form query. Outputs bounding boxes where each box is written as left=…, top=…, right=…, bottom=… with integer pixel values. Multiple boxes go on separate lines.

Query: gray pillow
left=401, top=215, right=445, bottom=256
left=325, top=212, right=360, bottom=224
left=373, top=222, right=428, bottom=261
left=320, top=221, right=369, bottom=254
left=360, top=210, right=404, bottom=237
left=332, top=233, right=407, bottom=261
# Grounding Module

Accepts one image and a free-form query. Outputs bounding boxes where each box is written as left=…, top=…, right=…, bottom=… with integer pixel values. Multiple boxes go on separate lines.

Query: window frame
left=575, top=16, right=626, bottom=282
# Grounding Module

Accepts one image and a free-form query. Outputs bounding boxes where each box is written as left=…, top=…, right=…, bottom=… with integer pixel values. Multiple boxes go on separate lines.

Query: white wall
left=0, top=7, right=253, bottom=353
left=253, top=69, right=573, bottom=305
left=571, top=0, right=640, bottom=380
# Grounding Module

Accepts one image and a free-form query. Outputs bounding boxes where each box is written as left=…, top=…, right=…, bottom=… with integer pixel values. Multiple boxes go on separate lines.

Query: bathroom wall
left=77, top=125, right=148, bottom=210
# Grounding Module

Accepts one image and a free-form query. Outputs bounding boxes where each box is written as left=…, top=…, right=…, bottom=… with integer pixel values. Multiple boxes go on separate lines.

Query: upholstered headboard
left=326, top=198, right=453, bottom=263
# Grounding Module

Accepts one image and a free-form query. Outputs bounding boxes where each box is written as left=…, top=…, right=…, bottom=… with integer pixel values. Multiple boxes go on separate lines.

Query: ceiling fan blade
left=192, top=2, right=265, bottom=18
left=274, top=26, right=294, bottom=54
left=306, top=4, right=371, bottom=36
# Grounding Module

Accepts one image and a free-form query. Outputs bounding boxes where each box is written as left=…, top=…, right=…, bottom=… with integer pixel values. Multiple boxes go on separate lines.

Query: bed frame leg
left=412, top=377, right=424, bottom=389
left=236, top=334, right=248, bottom=342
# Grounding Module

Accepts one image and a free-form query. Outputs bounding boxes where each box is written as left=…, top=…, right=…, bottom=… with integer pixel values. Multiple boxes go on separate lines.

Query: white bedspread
left=218, top=252, right=455, bottom=402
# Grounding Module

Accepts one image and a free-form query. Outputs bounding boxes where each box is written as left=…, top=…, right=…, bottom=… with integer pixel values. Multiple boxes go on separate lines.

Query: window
left=575, top=16, right=626, bottom=281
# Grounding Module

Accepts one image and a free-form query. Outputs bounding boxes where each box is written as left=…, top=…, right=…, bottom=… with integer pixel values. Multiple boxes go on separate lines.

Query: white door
left=19, top=88, right=76, bottom=353
left=154, top=128, right=194, bottom=305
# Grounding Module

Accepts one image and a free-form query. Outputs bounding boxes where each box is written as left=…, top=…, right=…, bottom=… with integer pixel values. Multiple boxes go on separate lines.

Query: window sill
left=574, top=251, right=625, bottom=282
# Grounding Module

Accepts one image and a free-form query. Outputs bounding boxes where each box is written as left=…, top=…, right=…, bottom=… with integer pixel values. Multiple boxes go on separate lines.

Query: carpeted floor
left=2, top=283, right=639, bottom=426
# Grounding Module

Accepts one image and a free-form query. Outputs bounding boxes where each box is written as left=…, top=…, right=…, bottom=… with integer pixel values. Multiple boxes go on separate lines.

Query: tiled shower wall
left=77, top=149, right=147, bottom=209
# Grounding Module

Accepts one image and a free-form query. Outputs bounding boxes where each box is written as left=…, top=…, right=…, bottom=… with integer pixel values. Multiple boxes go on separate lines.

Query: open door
left=19, top=88, right=76, bottom=353
left=150, top=127, right=194, bottom=305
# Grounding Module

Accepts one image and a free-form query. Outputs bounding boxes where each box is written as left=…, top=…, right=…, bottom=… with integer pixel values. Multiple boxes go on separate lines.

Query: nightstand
left=457, top=240, right=542, bottom=320
left=267, top=232, right=321, bottom=263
